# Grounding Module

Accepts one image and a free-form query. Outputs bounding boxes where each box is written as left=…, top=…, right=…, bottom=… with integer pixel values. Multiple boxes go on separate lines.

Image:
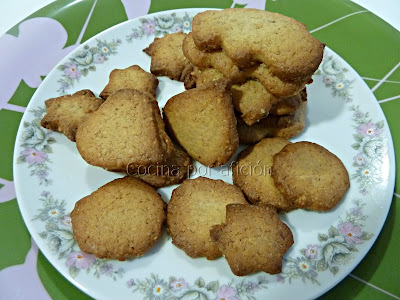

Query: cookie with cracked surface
left=129, top=147, right=193, bottom=188
left=185, top=66, right=283, bottom=125
left=272, top=142, right=350, bottom=211
left=269, top=89, right=306, bottom=116
left=192, top=9, right=324, bottom=81
left=144, top=32, right=191, bottom=81
left=232, top=138, right=295, bottom=212
left=163, top=79, right=238, bottom=167
left=100, top=65, right=158, bottom=99
left=166, top=177, right=248, bottom=260
left=184, top=66, right=306, bottom=124
left=237, top=99, right=307, bottom=144
left=183, top=33, right=309, bottom=97
left=76, top=89, right=175, bottom=172
left=41, top=89, right=104, bottom=142
left=71, top=176, right=166, bottom=261
left=210, top=204, right=294, bottom=276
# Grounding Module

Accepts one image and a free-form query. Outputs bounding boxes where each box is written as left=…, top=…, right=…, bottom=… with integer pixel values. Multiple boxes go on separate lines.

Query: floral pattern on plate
left=16, top=107, right=54, bottom=185
left=350, top=106, right=386, bottom=195
left=314, top=53, right=355, bottom=102
left=33, top=191, right=125, bottom=279
left=126, top=12, right=192, bottom=41
left=126, top=273, right=268, bottom=300
left=56, top=39, right=122, bottom=94
left=315, top=53, right=386, bottom=195
left=280, top=199, right=373, bottom=284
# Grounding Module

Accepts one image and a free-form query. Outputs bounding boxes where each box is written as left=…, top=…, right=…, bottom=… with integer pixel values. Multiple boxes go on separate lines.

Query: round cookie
left=167, top=177, right=248, bottom=260
left=210, top=204, right=294, bottom=276
left=71, top=177, right=166, bottom=260
left=232, top=137, right=295, bottom=212
left=272, top=142, right=350, bottom=211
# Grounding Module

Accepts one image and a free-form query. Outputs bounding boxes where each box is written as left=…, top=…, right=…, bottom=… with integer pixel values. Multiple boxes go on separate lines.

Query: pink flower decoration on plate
left=21, top=148, right=47, bottom=164
left=217, top=285, right=238, bottom=300
left=305, top=244, right=319, bottom=259
left=172, top=26, right=183, bottom=32
left=338, top=222, right=363, bottom=244
left=94, top=54, right=105, bottom=64
left=100, top=263, right=114, bottom=276
left=353, top=153, right=367, bottom=165
left=66, top=251, right=96, bottom=269
left=60, top=215, right=72, bottom=227
left=357, top=122, right=382, bottom=137
left=142, top=20, right=156, bottom=35
left=170, top=278, right=189, bottom=292
left=323, top=75, right=335, bottom=86
left=64, top=62, right=81, bottom=79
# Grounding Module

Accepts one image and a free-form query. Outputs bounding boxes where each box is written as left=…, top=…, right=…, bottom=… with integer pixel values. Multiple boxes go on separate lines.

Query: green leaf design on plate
left=330, top=266, right=339, bottom=275
left=328, top=226, right=340, bottom=238
left=17, top=155, right=26, bottom=164
left=42, top=145, right=52, bottom=153
left=206, top=280, right=219, bottom=292
left=47, top=137, right=56, bottom=144
left=317, top=259, right=328, bottom=272
left=318, top=233, right=329, bottom=242
left=353, top=134, right=364, bottom=143
left=194, top=277, right=205, bottom=288
left=361, top=231, right=374, bottom=240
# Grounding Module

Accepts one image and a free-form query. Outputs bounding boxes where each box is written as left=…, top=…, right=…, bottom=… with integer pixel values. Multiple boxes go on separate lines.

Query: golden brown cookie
left=232, top=138, right=295, bottom=211
left=128, top=147, right=193, bottom=188
left=231, top=80, right=281, bottom=125
left=272, top=142, right=350, bottom=211
left=143, top=32, right=190, bottom=80
left=183, top=65, right=223, bottom=89
left=167, top=177, right=248, bottom=260
left=187, top=66, right=283, bottom=125
left=99, top=65, right=158, bottom=99
left=163, top=79, right=238, bottom=167
left=76, top=89, right=174, bottom=172
left=71, top=177, right=166, bottom=261
left=183, top=33, right=243, bottom=81
left=237, top=100, right=307, bottom=144
left=183, top=32, right=313, bottom=98
left=41, top=90, right=104, bottom=142
left=269, top=89, right=306, bottom=116
left=192, top=9, right=324, bottom=81
left=210, top=204, right=294, bottom=276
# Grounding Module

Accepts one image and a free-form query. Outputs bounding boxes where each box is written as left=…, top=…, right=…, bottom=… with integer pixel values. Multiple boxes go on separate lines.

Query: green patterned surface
left=1, top=0, right=399, bottom=299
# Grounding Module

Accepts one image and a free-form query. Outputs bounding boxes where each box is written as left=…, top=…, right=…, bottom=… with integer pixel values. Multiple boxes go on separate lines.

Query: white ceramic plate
left=13, top=8, right=395, bottom=300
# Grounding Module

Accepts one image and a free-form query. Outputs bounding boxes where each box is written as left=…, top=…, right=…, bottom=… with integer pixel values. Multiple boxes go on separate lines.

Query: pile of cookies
left=41, top=65, right=193, bottom=188
left=38, top=8, right=349, bottom=277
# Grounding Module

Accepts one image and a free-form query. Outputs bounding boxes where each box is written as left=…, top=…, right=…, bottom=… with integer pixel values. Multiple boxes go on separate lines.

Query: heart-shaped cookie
left=76, top=88, right=174, bottom=172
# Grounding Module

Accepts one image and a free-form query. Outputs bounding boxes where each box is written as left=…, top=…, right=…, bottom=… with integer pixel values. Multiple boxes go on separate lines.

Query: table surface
left=0, top=1, right=399, bottom=299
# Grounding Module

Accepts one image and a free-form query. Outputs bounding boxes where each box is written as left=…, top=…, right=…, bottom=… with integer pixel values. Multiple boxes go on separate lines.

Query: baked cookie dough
left=71, top=177, right=166, bottom=260
left=272, top=141, right=350, bottom=211
left=210, top=204, right=294, bottom=276
left=167, top=177, right=248, bottom=260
